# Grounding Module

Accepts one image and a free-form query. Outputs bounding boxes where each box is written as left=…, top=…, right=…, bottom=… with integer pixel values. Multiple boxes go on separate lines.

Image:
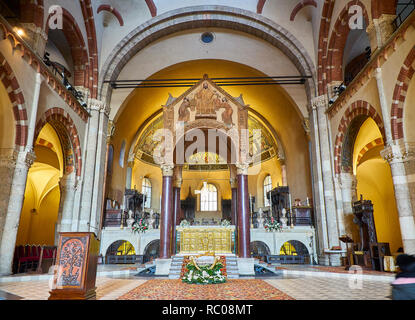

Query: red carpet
left=118, top=279, right=294, bottom=300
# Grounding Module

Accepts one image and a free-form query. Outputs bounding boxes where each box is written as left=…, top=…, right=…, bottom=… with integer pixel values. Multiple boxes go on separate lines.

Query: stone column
left=381, top=142, right=415, bottom=254
left=366, top=14, right=396, bottom=51
left=55, top=173, right=77, bottom=244
left=312, top=96, right=341, bottom=266
left=0, top=149, right=18, bottom=242
left=339, top=172, right=357, bottom=237
left=281, top=162, right=287, bottom=186
left=89, top=104, right=109, bottom=236
left=79, top=99, right=105, bottom=233
left=237, top=164, right=251, bottom=258
left=0, top=151, right=35, bottom=275
left=159, top=164, right=174, bottom=259
left=404, top=143, right=415, bottom=222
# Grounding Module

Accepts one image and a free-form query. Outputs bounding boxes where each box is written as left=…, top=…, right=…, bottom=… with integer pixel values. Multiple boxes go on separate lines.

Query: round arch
left=326, top=0, right=370, bottom=85
left=391, top=46, right=415, bottom=141
left=250, top=240, right=271, bottom=258
left=45, top=8, right=89, bottom=87
left=34, top=108, right=82, bottom=177
left=99, top=5, right=316, bottom=102
left=143, top=239, right=160, bottom=263
left=0, top=52, right=28, bottom=149
left=334, top=100, right=385, bottom=174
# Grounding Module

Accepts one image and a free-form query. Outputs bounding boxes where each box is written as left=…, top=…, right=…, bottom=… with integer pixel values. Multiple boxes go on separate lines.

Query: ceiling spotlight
left=15, top=28, right=25, bottom=37
left=329, top=98, right=336, bottom=105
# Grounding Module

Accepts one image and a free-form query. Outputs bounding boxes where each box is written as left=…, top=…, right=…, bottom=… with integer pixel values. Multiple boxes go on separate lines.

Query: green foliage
left=182, top=262, right=226, bottom=284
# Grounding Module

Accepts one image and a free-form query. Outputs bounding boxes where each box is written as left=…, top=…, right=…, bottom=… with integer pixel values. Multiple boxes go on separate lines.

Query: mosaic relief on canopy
left=135, top=114, right=279, bottom=168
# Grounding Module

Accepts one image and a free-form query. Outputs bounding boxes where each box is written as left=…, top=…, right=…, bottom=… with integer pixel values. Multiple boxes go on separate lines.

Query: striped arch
left=97, top=5, right=124, bottom=26
left=391, top=47, right=415, bottom=141
left=45, top=8, right=89, bottom=88
left=356, top=137, right=384, bottom=164
left=326, top=0, right=369, bottom=86
left=290, top=0, right=317, bottom=21
left=0, top=52, right=28, bottom=148
left=34, top=108, right=82, bottom=177
left=334, top=100, right=385, bottom=174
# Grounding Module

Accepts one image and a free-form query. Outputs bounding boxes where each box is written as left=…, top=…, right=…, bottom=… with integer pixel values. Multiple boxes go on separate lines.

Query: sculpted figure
left=220, top=97, right=234, bottom=126
left=178, top=97, right=191, bottom=122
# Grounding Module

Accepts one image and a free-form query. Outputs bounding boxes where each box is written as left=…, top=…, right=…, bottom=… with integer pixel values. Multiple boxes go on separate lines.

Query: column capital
left=161, top=164, right=174, bottom=176
left=107, top=120, right=115, bottom=143
left=236, top=163, right=249, bottom=175
left=381, top=141, right=414, bottom=163
left=311, top=95, right=328, bottom=111
left=87, top=98, right=107, bottom=113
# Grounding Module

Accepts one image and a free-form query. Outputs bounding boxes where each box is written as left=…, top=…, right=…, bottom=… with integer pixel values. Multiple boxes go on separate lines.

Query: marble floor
left=0, top=274, right=392, bottom=300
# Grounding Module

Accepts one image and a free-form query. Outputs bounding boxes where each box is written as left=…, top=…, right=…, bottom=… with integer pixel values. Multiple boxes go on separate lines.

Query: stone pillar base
left=155, top=258, right=172, bottom=276
left=237, top=258, right=255, bottom=275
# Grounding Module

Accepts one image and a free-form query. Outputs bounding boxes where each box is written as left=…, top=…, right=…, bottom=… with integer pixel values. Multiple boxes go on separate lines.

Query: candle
left=306, top=197, right=309, bottom=206
left=289, top=194, right=292, bottom=211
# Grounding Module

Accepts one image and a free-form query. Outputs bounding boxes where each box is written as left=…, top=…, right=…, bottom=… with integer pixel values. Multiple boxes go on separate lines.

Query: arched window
left=119, top=140, right=126, bottom=168
left=200, top=183, right=217, bottom=211
left=142, top=178, right=152, bottom=209
left=263, top=175, right=272, bottom=207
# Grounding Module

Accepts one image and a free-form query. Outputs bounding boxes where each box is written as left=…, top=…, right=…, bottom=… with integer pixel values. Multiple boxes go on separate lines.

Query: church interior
left=0, top=0, right=414, bottom=301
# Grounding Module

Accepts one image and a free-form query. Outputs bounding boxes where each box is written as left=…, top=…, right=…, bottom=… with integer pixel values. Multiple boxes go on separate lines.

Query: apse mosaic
left=135, top=113, right=278, bottom=170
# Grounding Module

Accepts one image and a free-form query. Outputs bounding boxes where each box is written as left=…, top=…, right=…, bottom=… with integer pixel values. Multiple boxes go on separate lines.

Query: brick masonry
left=0, top=52, right=28, bottom=148
left=391, top=46, right=415, bottom=141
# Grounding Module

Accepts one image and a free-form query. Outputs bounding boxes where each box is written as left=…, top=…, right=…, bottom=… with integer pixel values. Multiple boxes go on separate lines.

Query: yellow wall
left=0, top=80, right=15, bottom=149
left=356, top=159, right=403, bottom=253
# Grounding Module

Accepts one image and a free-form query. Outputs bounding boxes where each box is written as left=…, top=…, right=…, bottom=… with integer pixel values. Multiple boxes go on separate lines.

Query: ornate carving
left=311, top=95, right=328, bottom=110
left=381, top=141, right=413, bottom=163
left=161, top=164, right=174, bottom=176
left=56, top=237, right=87, bottom=288
left=236, top=163, right=249, bottom=175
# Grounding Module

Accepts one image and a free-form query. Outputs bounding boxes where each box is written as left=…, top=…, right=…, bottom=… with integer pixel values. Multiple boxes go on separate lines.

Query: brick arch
left=326, top=0, right=369, bottom=87
left=99, top=6, right=316, bottom=103
left=34, top=108, right=82, bottom=177
left=97, top=5, right=124, bottom=26
left=0, top=52, right=28, bottom=148
left=290, top=0, right=317, bottom=21
left=356, top=137, right=384, bottom=164
left=45, top=8, right=89, bottom=88
left=334, top=100, right=385, bottom=174
left=391, top=47, right=415, bottom=141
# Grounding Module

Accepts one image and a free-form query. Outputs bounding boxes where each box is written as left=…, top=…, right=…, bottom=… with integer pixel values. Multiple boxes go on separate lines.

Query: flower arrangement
left=180, top=219, right=190, bottom=227
left=132, top=218, right=148, bottom=233
left=264, top=217, right=282, bottom=232
left=220, top=219, right=231, bottom=227
left=182, top=256, right=226, bottom=284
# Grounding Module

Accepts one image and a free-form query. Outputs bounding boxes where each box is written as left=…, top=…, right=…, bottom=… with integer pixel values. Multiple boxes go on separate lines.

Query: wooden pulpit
left=49, top=232, right=100, bottom=300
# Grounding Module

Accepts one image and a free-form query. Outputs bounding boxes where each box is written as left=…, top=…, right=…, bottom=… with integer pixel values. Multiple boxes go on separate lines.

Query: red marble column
left=231, top=187, right=238, bottom=226
left=159, top=173, right=173, bottom=259
left=237, top=173, right=251, bottom=258
left=172, top=186, right=181, bottom=254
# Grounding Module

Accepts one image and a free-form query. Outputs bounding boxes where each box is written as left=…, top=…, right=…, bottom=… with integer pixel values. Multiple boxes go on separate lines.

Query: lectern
left=49, top=232, right=100, bottom=300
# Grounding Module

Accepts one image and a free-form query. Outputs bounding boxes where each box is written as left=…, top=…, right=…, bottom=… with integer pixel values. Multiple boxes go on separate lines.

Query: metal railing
left=393, top=1, right=415, bottom=29
left=43, top=52, right=88, bottom=109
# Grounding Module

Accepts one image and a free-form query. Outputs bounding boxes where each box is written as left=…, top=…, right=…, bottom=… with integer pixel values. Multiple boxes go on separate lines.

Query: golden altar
left=176, top=226, right=236, bottom=254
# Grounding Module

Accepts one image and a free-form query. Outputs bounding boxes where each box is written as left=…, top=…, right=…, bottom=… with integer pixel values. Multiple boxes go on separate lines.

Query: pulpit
left=49, top=232, right=99, bottom=300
